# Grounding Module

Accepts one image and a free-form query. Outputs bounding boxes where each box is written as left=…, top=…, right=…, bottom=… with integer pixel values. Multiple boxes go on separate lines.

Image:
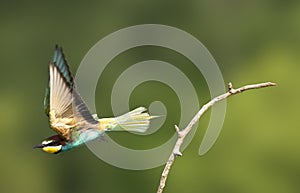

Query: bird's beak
left=33, top=143, right=44, bottom=148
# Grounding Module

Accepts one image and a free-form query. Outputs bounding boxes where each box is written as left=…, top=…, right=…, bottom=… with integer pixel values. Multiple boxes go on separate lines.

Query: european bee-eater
left=34, top=45, right=153, bottom=154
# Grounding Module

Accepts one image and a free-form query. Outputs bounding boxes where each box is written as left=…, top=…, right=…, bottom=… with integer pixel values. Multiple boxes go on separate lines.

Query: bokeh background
left=1, top=1, right=299, bottom=193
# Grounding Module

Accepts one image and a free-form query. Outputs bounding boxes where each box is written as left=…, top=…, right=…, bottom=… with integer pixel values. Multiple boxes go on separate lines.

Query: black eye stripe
left=48, top=142, right=55, bottom=146
left=46, top=141, right=60, bottom=146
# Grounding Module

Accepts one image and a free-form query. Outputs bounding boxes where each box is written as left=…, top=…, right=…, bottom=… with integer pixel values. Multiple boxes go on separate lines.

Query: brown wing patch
left=49, top=110, right=76, bottom=140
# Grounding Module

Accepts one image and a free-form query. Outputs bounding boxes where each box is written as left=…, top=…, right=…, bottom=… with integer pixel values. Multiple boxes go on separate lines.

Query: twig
left=156, top=81, right=276, bottom=193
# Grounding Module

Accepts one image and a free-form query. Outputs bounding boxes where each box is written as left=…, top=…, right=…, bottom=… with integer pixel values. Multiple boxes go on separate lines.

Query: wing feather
left=49, top=64, right=73, bottom=117
left=45, top=45, right=99, bottom=140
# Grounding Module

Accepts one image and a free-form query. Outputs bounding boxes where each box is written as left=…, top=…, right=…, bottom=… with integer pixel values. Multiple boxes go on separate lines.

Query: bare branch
left=156, top=81, right=276, bottom=193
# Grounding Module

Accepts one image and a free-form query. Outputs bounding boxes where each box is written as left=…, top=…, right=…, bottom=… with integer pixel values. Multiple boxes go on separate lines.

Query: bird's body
left=34, top=45, right=153, bottom=154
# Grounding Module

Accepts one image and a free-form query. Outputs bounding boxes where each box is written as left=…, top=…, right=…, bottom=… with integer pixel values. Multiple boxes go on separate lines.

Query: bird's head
left=34, top=135, right=65, bottom=154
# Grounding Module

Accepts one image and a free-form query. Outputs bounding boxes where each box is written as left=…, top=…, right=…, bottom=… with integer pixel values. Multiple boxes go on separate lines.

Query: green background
left=1, top=1, right=299, bottom=193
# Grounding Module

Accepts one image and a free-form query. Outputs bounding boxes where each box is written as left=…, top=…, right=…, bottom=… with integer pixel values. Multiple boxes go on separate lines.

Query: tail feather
left=98, top=107, right=153, bottom=133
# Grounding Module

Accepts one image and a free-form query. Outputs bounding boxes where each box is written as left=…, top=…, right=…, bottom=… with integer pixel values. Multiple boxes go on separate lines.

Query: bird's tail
left=97, top=107, right=154, bottom=133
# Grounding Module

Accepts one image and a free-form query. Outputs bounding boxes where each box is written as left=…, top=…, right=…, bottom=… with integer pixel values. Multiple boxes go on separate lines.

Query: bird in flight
left=34, top=45, right=153, bottom=154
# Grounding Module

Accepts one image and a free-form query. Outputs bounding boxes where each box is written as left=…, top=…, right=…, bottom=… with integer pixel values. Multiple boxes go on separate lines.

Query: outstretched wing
left=44, top=45, right=73, bottom=116
left=45, top=45, right=98, bottom=140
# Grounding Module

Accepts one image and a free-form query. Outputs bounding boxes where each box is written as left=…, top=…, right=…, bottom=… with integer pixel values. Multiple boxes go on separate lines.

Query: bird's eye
left=48, top=141, right=60, bottom=146
left=48, top=142, right=55, bottom=146
left=42, top=140, right=55, bottom=146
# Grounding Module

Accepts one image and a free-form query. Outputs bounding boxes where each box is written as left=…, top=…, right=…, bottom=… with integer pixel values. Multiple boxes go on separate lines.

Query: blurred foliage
left=0, top=0, right=300, bottom=193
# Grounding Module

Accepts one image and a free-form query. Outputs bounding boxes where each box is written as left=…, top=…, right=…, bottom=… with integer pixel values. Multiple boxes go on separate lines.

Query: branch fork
left=156, top=81, right=276, bottom=193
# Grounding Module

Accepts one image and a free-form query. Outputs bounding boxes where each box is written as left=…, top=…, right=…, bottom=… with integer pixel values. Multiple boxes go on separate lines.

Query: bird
left=34, top=45, right=154, bottom=154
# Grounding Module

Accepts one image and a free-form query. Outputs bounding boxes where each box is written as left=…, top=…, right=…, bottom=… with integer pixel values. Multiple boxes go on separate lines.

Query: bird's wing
left=44, top=45, right=73, bottom=117
left=45, top=45, right=98, bottom=140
